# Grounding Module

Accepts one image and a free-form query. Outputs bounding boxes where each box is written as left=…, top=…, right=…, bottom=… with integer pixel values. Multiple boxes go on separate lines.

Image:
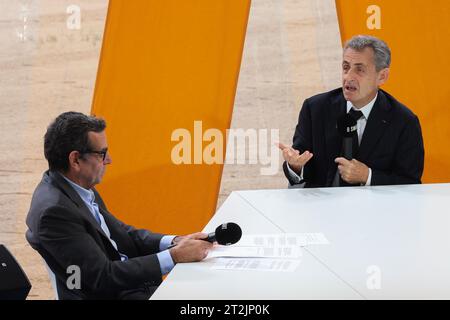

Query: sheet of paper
left=206, top=245, right=302, bottom=259
left=210, top=258, right=301, bottom=272
left=236, top=233, right=330, bottom=247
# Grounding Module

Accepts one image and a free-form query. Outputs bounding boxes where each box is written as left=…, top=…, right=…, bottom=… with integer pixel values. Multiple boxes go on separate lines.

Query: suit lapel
left=96, top=200, right=137, bottom=258
left=324, top=92, right=346, bottom=186
left=357, top=90, right=393, bottom=162
left=48, top=171, right=109, bottom=240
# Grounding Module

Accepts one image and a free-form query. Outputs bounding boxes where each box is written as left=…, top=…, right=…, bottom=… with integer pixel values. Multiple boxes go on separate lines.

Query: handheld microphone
left=167, top=222, right=243, bottom=249
left=206, top=222, right=242, bottom=246
left=337, top=113, right=357, bottom=160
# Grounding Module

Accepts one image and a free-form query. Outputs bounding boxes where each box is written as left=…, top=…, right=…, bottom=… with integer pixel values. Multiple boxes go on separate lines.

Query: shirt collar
left=346, top=92, right=378, bottom=120
left=61, top=174, right=96, bottom=205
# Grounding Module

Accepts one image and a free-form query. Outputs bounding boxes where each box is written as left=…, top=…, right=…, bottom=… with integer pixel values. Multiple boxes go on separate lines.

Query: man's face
left=78, top=131, right=112, bottom=189
left=342, top=47, right=389, bottom=108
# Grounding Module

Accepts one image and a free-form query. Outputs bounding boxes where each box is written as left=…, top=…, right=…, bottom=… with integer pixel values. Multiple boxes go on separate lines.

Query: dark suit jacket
left=26, top=170, right=165, bottom=299
left=283, top=88, right=424, bottom=187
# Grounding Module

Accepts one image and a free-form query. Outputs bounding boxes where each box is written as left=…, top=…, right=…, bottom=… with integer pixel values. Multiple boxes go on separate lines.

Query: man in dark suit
left=278, top=35, right=424, bottom=188
left=26, top=112, right=212, bottom=299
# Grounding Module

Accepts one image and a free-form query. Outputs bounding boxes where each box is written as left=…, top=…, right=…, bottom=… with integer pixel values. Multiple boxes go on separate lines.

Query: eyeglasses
left=81, top=148, right=108, bottom=162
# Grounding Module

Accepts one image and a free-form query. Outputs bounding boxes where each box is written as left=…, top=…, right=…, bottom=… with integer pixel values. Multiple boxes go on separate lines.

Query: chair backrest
left=26, top=228, right=60, bottom=300
left=0, top=244, right=32, bottom=300
left=43, top=260, right=59, bottom=300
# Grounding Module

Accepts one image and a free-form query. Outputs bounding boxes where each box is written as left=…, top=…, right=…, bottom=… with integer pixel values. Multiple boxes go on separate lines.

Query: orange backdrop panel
left=335, top=0, right=450, bottom=183
left=91, top=0, right=251, bottom=234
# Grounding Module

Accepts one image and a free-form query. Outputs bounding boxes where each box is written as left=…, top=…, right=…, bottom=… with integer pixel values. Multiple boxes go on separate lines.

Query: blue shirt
left=61, top=175, right=175, bottom=275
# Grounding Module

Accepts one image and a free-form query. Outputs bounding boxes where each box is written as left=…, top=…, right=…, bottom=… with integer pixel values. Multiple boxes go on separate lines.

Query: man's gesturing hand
left=334, top=157, right=369, bottom=185
left=277, top=142, right=313, bottom=174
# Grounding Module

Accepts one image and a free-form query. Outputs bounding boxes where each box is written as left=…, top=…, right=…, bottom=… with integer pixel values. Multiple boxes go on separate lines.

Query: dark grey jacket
left=26, top=170, right=164, bottom=299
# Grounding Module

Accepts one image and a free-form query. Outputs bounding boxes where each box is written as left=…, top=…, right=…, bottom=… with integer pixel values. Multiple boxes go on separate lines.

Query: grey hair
left=344, top=35, right=391, bottom=71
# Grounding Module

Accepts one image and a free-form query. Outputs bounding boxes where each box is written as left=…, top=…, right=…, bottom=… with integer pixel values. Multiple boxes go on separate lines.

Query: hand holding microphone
left=335, top=157, right=369, bottom=185
left=168, top=222, right=242, bottom=263
left=335, top=113, right=369, bottom=184
left=169, top=236, right=212, bottom=263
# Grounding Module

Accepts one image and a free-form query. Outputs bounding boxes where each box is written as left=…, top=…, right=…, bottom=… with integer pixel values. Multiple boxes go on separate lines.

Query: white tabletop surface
left=151, top=183, right=450, bottom=300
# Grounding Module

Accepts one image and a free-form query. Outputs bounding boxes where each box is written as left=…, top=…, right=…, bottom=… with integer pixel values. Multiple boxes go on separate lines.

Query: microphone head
left=337, top=114, right=357, bottom=137
left=215, top=222, right=242, bottom=245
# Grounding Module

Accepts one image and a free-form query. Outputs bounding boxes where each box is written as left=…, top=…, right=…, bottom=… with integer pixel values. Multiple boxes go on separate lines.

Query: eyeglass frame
left=80, top=148, right=108, bottom=162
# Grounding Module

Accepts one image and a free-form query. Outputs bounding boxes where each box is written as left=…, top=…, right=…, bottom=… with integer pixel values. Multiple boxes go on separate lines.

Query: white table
left=151, top=183, right=450, bottom=300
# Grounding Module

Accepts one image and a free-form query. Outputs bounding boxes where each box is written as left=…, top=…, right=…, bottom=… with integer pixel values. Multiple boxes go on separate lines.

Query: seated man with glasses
left=25, top=111, right=212, bottom=300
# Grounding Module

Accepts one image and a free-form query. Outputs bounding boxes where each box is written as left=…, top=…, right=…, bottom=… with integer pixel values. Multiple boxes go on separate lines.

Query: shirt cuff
left=286, top=163, right=304, bottom=183
left=159, top=235, right=176, bottom=251
left=156, top=250, right=175, bottom=275
left=364, top=168, right=372, bottom=186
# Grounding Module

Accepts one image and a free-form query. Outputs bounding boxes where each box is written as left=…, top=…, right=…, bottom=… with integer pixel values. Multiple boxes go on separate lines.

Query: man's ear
left=377, top=68, right=390, bottom=86
left=68, top=150, right=82, bottom=172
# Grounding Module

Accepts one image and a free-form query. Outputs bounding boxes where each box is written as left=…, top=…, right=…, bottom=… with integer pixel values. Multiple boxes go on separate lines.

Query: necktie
left=92, top=202, right=103, bottom=225
left=348, top=108, right=364, bottom=121
left=348, top=109, right=364, bottom=156
left=92, top=200, right=129, bottom=261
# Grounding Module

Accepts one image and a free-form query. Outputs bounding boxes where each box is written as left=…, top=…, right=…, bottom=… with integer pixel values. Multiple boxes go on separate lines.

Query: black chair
left=0, top=244, right=32, bottom=300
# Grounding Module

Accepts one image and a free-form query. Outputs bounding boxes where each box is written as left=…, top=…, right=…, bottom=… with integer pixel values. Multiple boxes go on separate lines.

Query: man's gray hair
left=344, top=35, right=391, bottom=71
